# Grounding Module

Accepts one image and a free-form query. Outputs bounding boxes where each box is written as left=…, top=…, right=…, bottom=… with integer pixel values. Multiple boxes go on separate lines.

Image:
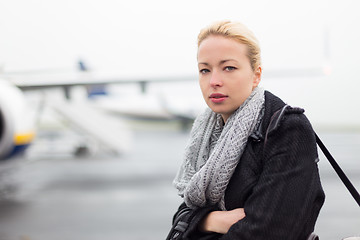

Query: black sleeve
left=220, top=113, right=325, bottom=240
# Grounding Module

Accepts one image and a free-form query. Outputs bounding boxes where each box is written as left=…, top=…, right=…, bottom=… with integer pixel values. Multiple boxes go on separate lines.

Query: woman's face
left=197, top=35, right=261, bottom=122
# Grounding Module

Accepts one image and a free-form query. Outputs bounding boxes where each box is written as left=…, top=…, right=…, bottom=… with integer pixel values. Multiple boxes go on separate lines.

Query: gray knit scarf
left=173, top=87, right=265, bottom=210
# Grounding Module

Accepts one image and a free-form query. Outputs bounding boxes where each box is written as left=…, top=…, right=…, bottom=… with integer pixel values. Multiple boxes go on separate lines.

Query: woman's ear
left=253, top=66, right=262, bottom=88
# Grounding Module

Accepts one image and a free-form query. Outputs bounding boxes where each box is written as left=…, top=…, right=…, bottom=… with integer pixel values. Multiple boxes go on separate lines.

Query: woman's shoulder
left=263, top=91, right=313, bottom=132
left=269, top=105, right=310, bottom=132
left=264, top=105, right=317, bottom=158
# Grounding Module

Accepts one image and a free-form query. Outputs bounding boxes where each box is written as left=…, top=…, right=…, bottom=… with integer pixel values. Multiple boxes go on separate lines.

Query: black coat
left=170, top=91, right=325, bottom=240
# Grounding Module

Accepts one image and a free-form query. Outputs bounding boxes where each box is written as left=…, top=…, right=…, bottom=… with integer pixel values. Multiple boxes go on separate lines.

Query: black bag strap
left=315, top=133, right=360, bottom=207
left=267, top=104, right=360, bottom=207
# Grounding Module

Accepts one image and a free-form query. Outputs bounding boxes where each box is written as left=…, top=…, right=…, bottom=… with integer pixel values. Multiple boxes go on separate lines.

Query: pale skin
left=197, top=35, right=262, bottom=234
left=200, top=208, right=246, bottom=234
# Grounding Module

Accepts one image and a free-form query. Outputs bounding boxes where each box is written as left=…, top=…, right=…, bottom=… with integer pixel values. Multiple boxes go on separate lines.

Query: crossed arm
left=199, top=208, right=246, bottom=234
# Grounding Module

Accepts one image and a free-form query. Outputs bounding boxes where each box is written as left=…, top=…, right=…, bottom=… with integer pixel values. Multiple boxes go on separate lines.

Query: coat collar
left=249, top=91, right=286, bottom=142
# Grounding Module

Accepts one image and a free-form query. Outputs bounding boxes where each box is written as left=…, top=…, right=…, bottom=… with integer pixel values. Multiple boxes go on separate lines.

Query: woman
left=168, top=20, right=325, bottom=240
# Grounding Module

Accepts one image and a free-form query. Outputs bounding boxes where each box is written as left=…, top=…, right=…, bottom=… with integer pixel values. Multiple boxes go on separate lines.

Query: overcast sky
left=1, top=0, right=360, bottom=126
left=1, top=0, right=358, bottom=74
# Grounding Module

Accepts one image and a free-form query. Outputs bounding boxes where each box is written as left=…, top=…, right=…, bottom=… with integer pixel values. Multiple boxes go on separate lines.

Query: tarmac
left=0, top=123, right=359, bottom=240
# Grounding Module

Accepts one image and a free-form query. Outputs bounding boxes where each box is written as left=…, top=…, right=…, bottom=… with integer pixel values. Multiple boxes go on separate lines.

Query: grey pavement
left=0, top=126, right=359, bottom=240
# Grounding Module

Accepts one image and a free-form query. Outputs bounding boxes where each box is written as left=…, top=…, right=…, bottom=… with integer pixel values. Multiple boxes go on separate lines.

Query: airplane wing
left=3, top=72, right=196, bottom=91
left=2, top=65, right=327, bottom=91
left=262, top=67, right=327, bottom=79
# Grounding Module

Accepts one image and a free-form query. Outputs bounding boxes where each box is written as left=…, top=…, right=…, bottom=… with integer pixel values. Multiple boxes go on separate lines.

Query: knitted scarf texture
left=173, top=87, right=265, bottom=210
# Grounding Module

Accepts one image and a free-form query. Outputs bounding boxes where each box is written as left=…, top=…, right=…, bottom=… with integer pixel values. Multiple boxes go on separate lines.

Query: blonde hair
left=198, top=20, right=261, bottom=71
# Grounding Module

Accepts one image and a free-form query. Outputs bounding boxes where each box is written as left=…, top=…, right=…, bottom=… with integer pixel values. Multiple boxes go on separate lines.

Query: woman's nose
left=209, top=71, right=223, bottom=87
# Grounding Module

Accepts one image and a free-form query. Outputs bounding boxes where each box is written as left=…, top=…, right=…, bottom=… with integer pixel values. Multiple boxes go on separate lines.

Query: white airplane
left=0, top=63, right=203, bottom=161
left=1, top=59, right=333, bottom=162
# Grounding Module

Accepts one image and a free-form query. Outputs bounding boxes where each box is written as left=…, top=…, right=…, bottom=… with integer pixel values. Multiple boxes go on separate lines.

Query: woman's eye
left=224, top=66, right=236, bottom=71
left=199, top=69, right=210, bottom=74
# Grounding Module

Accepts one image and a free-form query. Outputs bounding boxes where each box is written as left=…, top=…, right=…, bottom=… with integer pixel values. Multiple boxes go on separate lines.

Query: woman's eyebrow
left=219, top=59, right=237, bottom=65
left=198, top=59, right=237, bottom=66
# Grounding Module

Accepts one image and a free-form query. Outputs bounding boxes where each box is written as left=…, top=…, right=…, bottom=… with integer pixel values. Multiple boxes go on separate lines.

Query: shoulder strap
left=265, top=105, right=360, bottom=207
left=315, top=133, right=360, bottom=207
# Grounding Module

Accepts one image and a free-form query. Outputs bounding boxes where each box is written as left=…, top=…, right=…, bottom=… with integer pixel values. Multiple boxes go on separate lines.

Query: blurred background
left=0, top=0, right=359, bottom=239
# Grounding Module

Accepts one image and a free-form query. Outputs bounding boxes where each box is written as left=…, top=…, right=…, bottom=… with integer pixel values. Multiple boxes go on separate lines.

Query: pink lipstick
left=209, top=93, right=228, bottom=103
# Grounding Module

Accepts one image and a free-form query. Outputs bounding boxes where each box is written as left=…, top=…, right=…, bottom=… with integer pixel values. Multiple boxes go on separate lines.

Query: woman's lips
left=209, top=93, right=228, bottom=103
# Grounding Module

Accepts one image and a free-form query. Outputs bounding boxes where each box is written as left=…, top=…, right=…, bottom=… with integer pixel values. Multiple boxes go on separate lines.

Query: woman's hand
left=199, top=208, right=246, bottom=234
